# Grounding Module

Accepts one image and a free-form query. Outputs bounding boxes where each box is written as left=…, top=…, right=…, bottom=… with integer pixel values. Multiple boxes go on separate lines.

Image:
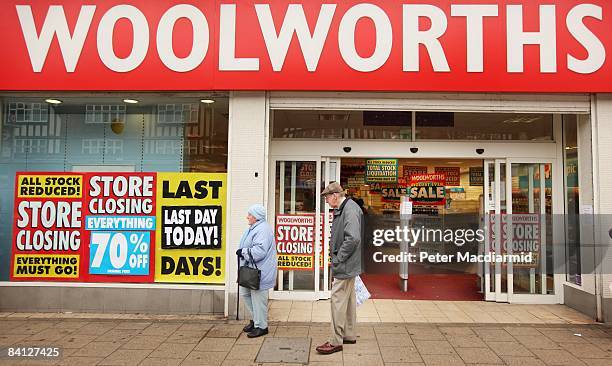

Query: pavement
left=268, top=300, right=596, bottom=324
left=0, top=312, right=611, bottom=366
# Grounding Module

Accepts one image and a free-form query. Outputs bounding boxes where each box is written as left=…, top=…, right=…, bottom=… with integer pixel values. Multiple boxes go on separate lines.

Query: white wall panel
left=225, top=91, right=268, bottom=315
left=270, top=92, right=591, bottom=113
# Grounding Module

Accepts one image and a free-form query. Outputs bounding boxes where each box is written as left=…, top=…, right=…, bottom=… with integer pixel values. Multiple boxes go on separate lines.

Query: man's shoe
left=242, top=320, right=254, bottom=333
left=247, top=327, right=268, bottom=338
left=343, top=339, right=357, bottom=344
left=316, top=342, right=343, bottom=354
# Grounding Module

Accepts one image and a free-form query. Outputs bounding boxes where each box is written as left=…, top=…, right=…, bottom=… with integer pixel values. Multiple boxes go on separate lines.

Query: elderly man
left=316, top=182, right=363, bottom=355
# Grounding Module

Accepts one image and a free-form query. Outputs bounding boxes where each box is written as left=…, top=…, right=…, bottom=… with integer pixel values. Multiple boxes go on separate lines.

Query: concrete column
left=591, top=93, right=612, bottom=321
left=224, top=92, right=268, bottom=318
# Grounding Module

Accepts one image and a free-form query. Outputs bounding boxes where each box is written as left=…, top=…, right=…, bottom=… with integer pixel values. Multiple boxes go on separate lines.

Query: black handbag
left=237, top=249, right=261, bottom=290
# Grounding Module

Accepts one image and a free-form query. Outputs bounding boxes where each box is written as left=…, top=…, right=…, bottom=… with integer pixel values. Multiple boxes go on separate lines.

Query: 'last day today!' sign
left=155, top=173, right=226, bottom=283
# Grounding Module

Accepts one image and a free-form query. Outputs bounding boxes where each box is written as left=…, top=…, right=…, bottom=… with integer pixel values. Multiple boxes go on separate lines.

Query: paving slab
left=255, top=337, right=311, bottom=364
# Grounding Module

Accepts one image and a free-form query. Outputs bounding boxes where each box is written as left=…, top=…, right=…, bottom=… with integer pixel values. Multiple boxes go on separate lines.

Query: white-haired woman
left=236, top=204, right=277, bottom=338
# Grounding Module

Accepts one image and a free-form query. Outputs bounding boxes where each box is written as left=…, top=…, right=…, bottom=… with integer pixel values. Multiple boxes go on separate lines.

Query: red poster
left=409, top=173, right=446, bottom=205
left=435, top=167, right=461, bottom=186
left=276, top=214, right=316, bottom=270
left=82, top=172, right=157, bottom=283
left=275, top=213, right=331, bottom=270
left=11, top=171, right=157, bottom=283
left=11, top=172, right=86, bottom=281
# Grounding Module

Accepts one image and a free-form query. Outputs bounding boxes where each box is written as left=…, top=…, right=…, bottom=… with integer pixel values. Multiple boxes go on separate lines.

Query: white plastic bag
left=355, top=275, right=371, bottom=306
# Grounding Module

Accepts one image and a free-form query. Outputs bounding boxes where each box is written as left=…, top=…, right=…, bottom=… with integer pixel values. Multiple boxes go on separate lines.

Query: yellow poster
left=154, top=173, right=227, bottom=283
left=13, top=254, right=79, bottom=278
left=17, top=174, right=82, bottom=198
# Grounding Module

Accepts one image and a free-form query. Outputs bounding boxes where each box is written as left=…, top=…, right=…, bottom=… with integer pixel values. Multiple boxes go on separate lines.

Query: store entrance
left=342, top=158, right=485, bottom=300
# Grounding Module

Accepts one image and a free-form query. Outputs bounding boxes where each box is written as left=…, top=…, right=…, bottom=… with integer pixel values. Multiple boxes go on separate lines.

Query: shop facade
left=1, top=1, right=612, bottom=321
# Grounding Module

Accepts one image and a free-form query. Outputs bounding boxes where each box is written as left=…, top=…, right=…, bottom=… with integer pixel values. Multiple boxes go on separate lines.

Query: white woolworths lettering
left=338, top=4, right=392, bottom=72
left=403, top=4, right=450, bottom=72
left=219, top=4, right=259, bottom=71
left=507, top=5, right=557, bottom=73
left=97, top=5, right=149, bottom=72
left=566, top=4, right=606, bottom=74
left=156, top=4, right=209, bottom=72
left=255, top=4, right=336, bottom=72
left=16, top=5, right=95, bottom=72
left=15, top=3, right=607, bottom=74
left=450, top=5, right=498, bottom=73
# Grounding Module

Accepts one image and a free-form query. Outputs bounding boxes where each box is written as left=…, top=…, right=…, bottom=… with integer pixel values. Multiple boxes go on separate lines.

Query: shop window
left=0, top=94, right=228, bottom=282
left=416, top=112, right=554, bottom=140
left=273, top=109, right=554, bottom=141
left=273, top=110, right=412, bottom=140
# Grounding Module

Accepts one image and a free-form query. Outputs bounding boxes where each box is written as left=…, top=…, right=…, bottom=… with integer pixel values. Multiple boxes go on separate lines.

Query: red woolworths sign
left=0, top=0, right=610, bottom=92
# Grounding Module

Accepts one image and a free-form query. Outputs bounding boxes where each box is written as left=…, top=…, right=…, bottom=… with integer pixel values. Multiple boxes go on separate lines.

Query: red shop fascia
left=0, top=0, right=610, bottom=92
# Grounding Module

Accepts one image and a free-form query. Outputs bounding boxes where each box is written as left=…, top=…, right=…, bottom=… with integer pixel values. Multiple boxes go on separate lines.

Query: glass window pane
left=416, top=112, right=553, bottom=141
left=273, top=110, right=412, bottom=140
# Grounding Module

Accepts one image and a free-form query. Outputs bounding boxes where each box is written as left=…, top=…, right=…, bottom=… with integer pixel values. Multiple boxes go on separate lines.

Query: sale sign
left=409, top=173, right=446, bottom=205
left=83, top=173, right=156, bottom=280
left=11, top=173, right=84, bottom=281
left=155, top=173, right=226, bottom=283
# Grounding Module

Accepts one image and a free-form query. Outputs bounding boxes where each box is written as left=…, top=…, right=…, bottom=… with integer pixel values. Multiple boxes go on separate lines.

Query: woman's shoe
left=243, top=320, right=254, bottom=333
left=247, top=327, right=268, bottom=338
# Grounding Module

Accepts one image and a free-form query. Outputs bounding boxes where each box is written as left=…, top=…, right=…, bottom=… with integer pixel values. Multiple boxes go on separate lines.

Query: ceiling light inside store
left=200, top=99, right=215, bottom=104
left=123, top=99, right=139, bottom=104
left=45, top=98, right=62, bottom=104
left=501, top=116, right=540, bottom=124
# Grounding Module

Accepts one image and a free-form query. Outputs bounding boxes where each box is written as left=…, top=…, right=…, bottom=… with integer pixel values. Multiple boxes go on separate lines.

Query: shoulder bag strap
left=247, top=249, right=259, bottom=270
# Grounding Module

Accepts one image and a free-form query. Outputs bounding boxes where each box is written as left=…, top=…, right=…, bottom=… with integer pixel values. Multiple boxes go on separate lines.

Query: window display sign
left=275, top=213, right=331, bottom=270
left=83, top=173, right=156, bottom=280
left=435, top=167, right=461, bottom=186
left=276, top=214, right=316, bottom=270
left=11, top=173, right=84, bottom=280
left=469, top=167, right=484, bottom=186
left=366, top=159, right=398, bottom=183
left=409, top=173, right=446, bottom=205
left=403, top=166, right=427, bottom=178
left=10, top=171, right=226, bottom=284
left=155, top=173, right=226, bottom=283
left=489, top=214, right=540, bottom=267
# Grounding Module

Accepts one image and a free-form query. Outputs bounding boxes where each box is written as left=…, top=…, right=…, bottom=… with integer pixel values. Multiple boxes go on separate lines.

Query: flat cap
left=321, top=182, right=344, bottom=196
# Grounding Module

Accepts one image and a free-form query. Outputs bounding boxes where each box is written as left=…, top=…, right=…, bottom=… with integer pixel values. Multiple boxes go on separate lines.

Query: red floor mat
left=360, top=273, right=483, bottom=301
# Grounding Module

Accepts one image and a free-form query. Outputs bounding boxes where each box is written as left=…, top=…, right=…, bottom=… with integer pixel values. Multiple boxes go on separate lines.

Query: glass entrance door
left=484, top=159, right=558, bottom=303
left=270, top=157, right=339, bottom=300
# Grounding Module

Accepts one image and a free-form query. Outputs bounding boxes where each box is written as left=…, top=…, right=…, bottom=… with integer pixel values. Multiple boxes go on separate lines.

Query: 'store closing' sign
left=276, top=214, right=331, bottom=270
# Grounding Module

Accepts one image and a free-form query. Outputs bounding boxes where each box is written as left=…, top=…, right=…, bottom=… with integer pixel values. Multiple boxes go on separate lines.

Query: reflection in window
left=273, top=110, right=412, bottom=140
left=416, top=112, right=554, bottom=140
left=273, top=110, right=555, bottom=141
